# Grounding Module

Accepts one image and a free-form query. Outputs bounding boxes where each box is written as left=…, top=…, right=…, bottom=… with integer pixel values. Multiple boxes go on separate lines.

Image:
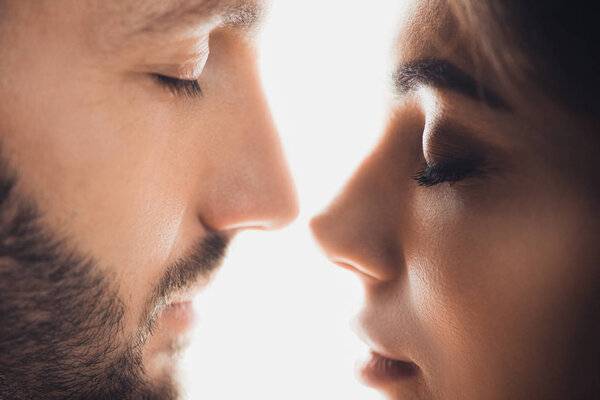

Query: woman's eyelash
left=152, top=74, right=202, bottom=98
left=413, top=158, right=481, bottom=187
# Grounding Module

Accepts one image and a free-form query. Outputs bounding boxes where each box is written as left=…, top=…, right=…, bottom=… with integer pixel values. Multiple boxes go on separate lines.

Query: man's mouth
left=161, top=299, right=197, bottom=334
left=159, top=286, right=204, bottom=334
left=151, top=231, right=230, bottom=335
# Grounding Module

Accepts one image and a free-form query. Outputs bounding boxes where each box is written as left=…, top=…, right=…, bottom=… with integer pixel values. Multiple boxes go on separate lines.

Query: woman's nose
left=310, top=150, right=405, bottom=284
left=310, top=106, right=425, bottom=284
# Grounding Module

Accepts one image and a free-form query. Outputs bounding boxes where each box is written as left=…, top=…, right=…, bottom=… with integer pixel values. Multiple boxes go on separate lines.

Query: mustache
left=155, top=232, right=229, bottom=303
left=138, top=232, right=229, bottom=339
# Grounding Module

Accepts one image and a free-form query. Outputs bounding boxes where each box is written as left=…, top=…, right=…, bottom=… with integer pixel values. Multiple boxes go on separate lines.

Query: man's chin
left=137, top=348, right=184, bottom=400
left=141, top=310, right=195, bottom=391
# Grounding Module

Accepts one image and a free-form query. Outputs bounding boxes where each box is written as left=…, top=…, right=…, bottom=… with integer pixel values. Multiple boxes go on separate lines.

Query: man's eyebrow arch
left=392, top=59, right=510, bottom=110
left=133, top=0, right=264, bottom=36
left=223, top=3, right=265, bottom=30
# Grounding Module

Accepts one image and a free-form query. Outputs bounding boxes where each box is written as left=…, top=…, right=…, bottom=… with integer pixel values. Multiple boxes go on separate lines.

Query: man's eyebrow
left=132, top=0, right=265, bottom=38
left=392, top=59, right=510, bottom=110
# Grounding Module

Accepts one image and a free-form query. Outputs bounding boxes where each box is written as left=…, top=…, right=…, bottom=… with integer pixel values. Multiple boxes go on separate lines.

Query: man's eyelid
left=141, top=35, right=210, bottom=81
left=149, top=53, right=209, bottom=81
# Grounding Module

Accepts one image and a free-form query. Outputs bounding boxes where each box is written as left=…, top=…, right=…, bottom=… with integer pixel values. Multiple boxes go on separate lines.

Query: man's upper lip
left=169, top=285, right=202, bottom=305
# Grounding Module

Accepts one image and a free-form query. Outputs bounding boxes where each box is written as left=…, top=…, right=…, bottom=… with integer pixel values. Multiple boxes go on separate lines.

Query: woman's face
left=311, top=1, right=600, bottom=399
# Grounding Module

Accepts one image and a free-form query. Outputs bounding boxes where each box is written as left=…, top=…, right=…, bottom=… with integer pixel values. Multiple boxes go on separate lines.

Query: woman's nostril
left=331, top=258, right=393, bottom=283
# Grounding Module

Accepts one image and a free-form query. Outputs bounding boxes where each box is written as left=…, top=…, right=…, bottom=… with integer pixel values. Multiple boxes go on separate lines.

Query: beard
left=0, top=159, right=228, bottom=399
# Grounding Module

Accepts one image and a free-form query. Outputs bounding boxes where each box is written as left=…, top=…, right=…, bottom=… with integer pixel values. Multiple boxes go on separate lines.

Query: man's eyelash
left=153, top=74, right=203, bottom=98
left=413, top=159, right=480, bottom=187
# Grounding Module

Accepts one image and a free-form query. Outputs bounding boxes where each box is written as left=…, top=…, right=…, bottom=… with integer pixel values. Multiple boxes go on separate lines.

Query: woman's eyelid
left=414, top=122, right=495, bottom=187
left=422, top=122, right=491, bottom=165
left=414, top=159, right=482, bottom=187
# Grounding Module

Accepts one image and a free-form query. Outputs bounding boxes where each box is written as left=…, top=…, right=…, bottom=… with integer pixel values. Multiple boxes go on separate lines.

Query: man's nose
left=199, top=125, right=299, bottom=232
left=195, top=44, right=298, bottom=233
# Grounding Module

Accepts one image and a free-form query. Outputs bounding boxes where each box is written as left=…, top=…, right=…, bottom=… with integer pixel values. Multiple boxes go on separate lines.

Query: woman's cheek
left=407, top=180, right=599, bottom=398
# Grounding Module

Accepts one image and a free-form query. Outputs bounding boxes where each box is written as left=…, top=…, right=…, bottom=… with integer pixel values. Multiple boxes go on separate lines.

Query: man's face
left=0, top=0, right=298, bottom=398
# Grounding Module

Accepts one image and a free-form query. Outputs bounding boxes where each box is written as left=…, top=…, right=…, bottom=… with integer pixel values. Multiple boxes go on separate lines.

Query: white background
left=182, top=1, right=402, bottom=398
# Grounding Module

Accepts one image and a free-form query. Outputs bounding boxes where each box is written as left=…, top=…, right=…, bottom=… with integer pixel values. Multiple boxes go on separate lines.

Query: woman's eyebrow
left=392, top=58, right=510, bottom=111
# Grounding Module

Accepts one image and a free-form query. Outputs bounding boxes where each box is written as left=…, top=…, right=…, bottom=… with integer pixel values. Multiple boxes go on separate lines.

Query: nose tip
left=270, top=184, right=300, bottom=230
left=310, top=205, right=399, bottom=283
left=309, top=211, right=326, bottom=242
left=241, top=155, right=299, bottom=231
left=201, top=154, right=299, bottom=233
left=310, top=211, right=357, bottom=271
left=250, top=178, right=300, bottom=231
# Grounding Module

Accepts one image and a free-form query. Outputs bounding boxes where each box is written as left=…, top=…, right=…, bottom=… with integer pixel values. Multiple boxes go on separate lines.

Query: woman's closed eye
left=413, top=158, right=482, bottom=187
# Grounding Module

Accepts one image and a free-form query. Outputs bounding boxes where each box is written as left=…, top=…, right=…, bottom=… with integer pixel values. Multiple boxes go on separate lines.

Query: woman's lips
left=358, top=351, right=419, bottom=387
left=352, top=316, right=420, bottom=388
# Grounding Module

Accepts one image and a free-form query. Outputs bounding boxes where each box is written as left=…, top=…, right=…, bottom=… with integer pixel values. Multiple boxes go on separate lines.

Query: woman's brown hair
left=449, top=1, right=600, bottom=117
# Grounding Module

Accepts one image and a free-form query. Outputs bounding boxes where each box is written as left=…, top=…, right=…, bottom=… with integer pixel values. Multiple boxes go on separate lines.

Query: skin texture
left=0, top=0, right=298, bottom=398
left=311, top=1, right=600, bottom=399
